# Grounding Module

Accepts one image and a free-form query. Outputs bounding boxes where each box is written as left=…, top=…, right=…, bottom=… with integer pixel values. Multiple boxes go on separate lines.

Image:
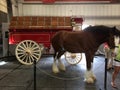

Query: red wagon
left=9, top=16, right=83, bottom=65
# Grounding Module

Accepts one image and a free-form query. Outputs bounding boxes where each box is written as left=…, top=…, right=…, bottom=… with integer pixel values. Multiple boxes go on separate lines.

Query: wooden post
left=104, top=58, right=108, bottom=90
left=34, top=60, right=37, bottom=90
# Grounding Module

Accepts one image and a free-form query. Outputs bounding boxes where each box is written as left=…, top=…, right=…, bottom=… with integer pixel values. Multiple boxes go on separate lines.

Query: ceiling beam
left=23, top=0, right=119, bottom=4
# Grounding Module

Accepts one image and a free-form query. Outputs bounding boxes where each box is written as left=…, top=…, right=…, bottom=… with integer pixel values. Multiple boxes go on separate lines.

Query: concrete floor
left=0, top=53, right=120, bottom=90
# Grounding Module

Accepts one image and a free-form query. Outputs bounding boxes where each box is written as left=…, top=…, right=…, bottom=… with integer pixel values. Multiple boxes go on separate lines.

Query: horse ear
left=112, top=26, right=120, bottom=37
left=111, top=26, right=116, bottom=34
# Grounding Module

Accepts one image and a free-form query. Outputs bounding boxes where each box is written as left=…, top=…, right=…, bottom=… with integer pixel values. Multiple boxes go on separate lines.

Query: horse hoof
left=52, top=63, right=59, bottom=73
left=53, top=69, right=59, bottom=74
left=84, top=78, right=94, bottom=84
left=52, top=67, right=59, bottom=73
left=59, top=67, right=66, bottom=71
left=92, top=75, right=96, bottom=81
left=58, top=64, right=66, bottom=71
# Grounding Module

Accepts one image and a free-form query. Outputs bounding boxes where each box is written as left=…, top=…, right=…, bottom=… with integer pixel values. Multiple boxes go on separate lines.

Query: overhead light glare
left=0, top=61, right=7, bottom=66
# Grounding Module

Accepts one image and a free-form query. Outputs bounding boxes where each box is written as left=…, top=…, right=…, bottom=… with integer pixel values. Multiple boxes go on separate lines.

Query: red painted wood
left=24, top=0, right=117, bottom=3
left=24, top=0, right=113, bottom=2
left=24, top=0, right=41, bottom=1
left=72, top=18, right=83, bottom=24
left=9, top=16, right=73, bottom=49
left=9, top=29, right=72, bottom=48
left=9, top=32, right=51, bottom=48
left=42, top=0, right=55, bottom=3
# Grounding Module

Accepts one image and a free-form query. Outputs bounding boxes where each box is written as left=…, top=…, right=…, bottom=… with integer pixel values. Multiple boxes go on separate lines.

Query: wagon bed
left=8, top=16, right=73, bottom=65
left=9, top=16, right=72, bottom=48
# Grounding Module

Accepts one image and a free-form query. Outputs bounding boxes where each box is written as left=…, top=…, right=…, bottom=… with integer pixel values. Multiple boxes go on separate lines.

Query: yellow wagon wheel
left=15, top=40, right=41, bottom=65
left=65, top=52, right=82, bottom=65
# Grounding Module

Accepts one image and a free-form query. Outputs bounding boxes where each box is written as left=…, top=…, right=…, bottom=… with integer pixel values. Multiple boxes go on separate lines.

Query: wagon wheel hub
left=25, top=49, right=32, bottom=55
left=71, top=54, right=76, bottom=59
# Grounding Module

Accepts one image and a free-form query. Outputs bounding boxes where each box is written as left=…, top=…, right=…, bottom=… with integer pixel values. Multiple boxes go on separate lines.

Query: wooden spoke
left=65, top=52, right=82, bottom=65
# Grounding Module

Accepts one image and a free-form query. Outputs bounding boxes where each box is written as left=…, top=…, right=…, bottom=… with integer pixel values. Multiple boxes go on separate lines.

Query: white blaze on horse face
left=115, top=36, right=119, bottom=46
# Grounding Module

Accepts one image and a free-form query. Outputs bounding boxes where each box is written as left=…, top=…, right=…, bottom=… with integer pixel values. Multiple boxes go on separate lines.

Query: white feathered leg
left=90, top=63, right=96, bottom=81
left=84, top=69, right=96, bottom=83
left=52, top=61, right=59, bottom=73
left=58, top=58, right=66, bottom=71
left=84, top=70, right=94, bottom=83
left=90, top=70, right=96, bottom=81
left=52, top=53, right=59, bottom=73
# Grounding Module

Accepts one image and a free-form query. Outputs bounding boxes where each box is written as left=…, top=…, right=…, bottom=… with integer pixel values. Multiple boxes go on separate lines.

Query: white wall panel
left=12, top=5, right=18, bottom=16
left=19, top=4, right=120, bottom=25
left=84, top=18, right=120, bottom=25
left=0, top=0, right=7, bottom=13
left=22, top=4, right=120, bottom=16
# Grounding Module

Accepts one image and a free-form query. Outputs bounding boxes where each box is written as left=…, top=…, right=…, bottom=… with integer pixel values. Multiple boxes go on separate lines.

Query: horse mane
left=84, top=25, right=120, bottom=38
left=83, top=25, right=112, bottom=35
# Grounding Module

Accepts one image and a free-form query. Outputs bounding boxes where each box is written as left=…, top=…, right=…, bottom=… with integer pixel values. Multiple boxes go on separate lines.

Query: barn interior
left=0, top=0, right=120, bottom=90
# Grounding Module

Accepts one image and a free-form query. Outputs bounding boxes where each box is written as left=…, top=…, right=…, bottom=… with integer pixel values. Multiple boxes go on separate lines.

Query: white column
left=18, top=2, right=23, bottom=16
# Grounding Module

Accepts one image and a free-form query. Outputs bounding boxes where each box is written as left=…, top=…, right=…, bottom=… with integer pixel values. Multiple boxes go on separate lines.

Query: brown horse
left=51, top=25, right=120, bottom=83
